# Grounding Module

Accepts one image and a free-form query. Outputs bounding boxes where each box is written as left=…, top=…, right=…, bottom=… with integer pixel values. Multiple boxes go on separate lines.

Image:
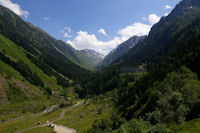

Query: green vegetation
left=113, top=119, right=169, bottom=133
left=76, top=49, right=102, bottom=71
left=171, top=118, right=200, bottom=133
left=0, top=5, right=94, bottom=81
left=0, top=106, right=66, bottom=133
left=55, top=99, right=115, bottom=132
left=1, top=0, right=200, bottom=132
left=80, top=1, right=200, bottom=132
left=0, top=34, right=63, bottom=91
left=0, top=98, right=114, bottom=133
left=0, top=33, right=76, bottom=122
left=24, top=127, right=54, bottom=133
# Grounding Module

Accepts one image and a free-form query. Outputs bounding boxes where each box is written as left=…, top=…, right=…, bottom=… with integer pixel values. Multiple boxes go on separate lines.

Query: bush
left=114, top=118, right=169, bottom=133
left=148, top=67, right=200, bottom=124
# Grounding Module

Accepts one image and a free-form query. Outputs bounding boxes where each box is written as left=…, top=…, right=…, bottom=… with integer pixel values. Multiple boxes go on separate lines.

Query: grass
left=55, top=100, right=114, bottom=133
left=170, top=118, right=200, bottom=133
left=0, top=106, right=66, bottom=133
left=0, top=97, right=62, bottom=119
left=0, top=60, right=22, bottom=79
left=0, top=33, right=63, bottom=92
left=24, top=126, right=54, bottom=133
left=0, top=33, right=70, bottom=120
left=0, top=34, right=114, bottom=132
left=0, top=99, right=114, bottom=133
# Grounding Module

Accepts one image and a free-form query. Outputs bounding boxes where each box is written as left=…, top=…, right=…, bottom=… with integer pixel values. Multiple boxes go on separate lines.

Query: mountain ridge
left=0, top=5, right=101, bottom=71
left=112, top=0, right=200, bottom=68
left=100, top=35, right=146, bottom=67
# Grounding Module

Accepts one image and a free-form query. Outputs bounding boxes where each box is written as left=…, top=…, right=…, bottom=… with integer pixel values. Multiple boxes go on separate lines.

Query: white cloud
left=164, top=5, right=172, bottom=9
left=148, top=14, right=160, bottom=25
left=0, top=0, right=29, bottom=18
left=118, top=23, right=151, bottom=41
left=67, top=13, right=161, bottom=55
left=63, top=32, right=72, bottom=38
left=44, top=17, right=50, bottom=21
left=67, top=22, right=152, bottom=55
left=98, top=28, right=108, bottom=36
left=67, top=31, right=120, bottom=55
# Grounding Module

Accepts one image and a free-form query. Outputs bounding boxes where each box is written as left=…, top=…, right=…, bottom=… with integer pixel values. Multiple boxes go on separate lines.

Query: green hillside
left=1, top=0, right=200, bottom=132
left=0, top=34, right=63, bottom=91
left=0, top=5, right=93, bottom=82
left=81, top=0, right=200, bottom=132
left=0, top=33, right=76, bottom=122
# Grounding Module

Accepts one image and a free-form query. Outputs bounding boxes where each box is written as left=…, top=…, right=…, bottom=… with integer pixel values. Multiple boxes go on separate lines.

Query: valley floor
left=15, top=102, right=82, bottom=133
left=0, top=99, right=114, bottom=133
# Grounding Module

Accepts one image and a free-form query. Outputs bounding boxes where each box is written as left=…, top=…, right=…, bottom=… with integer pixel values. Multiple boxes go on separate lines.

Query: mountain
left=113, top=0, right=200, bottom=69
left=0, top=5, right=100, bottom=78
left=52, top=40, right=102, bottom=70
left=101, top=36, right=146, bottom=66
left=1, top=0, right=200, bottom=132
left=0, top=32, right=71, bottom=114
left=115, top=0, right=200, bottom=123
left=0, top=4, right=91, bottom=117
left=83, top=0, right=200, bottom=132
left=76, top=49, right=103, bottom=70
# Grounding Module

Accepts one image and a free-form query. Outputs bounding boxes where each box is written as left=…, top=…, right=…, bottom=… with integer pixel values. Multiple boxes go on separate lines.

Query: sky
left=0, top=0, right=182, bottom=55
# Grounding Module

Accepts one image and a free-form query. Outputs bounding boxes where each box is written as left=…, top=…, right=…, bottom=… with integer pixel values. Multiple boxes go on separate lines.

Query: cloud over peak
left=67, top=14, right=160, bottom=55
left=118, top=23, right=151, bottom=41
left=67, top=22, right=152, bottom=55
left=0, top=0, right=29, bottom=18
left=67, top=31, right=120, bottom=55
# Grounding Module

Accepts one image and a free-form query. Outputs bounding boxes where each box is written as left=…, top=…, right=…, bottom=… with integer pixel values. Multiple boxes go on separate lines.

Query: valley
left=1, top=0, right=200, bottom=132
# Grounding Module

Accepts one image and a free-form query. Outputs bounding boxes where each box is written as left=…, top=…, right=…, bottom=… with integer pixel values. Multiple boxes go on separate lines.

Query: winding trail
left=16, top=102, right=83, bottom=133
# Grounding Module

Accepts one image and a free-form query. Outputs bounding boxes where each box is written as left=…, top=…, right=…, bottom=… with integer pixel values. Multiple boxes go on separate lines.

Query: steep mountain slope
left=0, top=5, right=90, bottom=119
left=0, top=33, right=69, bottom=115
left=117, top=0, right=200, bottom=121
left=55, top=40, right=103, bottom=70
left=101, top=36, right=146, bottom=66
left=52, top=40, right=102, bottom=70
left=114, top=0, right=200, bottom=69
left=0, top=5, right=96, bottom=80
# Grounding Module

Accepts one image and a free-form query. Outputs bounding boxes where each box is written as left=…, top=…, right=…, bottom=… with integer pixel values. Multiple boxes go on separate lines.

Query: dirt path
left=54, top=125, right=76, bottom=133
left=16, top=102, right=83, bottom=133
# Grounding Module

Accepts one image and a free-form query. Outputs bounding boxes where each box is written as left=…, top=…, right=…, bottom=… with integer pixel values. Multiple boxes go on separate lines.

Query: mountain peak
left=100, top=35, right=146, bottom=66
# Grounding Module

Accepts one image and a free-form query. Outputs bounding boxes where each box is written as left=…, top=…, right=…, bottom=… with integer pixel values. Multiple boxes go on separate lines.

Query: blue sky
left=0, top=0, right=182, bottom=55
